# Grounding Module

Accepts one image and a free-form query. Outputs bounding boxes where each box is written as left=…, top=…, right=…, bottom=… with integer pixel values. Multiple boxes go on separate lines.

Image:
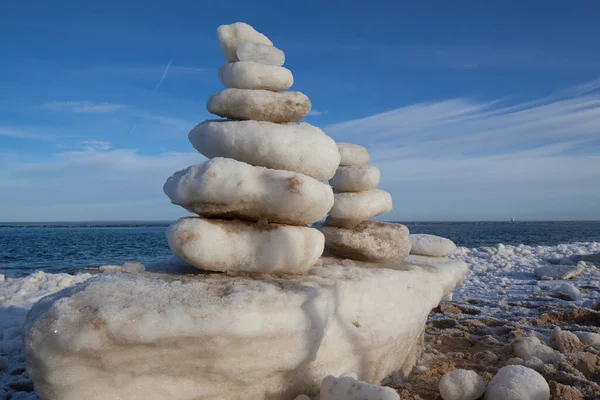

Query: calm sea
left=1, top=221, right=600, bottom=277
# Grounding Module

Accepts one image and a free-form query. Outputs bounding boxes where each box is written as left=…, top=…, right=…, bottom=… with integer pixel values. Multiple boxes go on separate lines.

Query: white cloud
left=81, top=140, right=113, bottom=151
left=324, top=80, right=600, bottom=220
left=41, top=101, right=128, bottom=113
left=308, top=109, right=328, bottom=116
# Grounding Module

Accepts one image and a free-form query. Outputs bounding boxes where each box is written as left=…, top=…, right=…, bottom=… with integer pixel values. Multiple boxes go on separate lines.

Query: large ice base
left=24, top=259, right=467, bottom=400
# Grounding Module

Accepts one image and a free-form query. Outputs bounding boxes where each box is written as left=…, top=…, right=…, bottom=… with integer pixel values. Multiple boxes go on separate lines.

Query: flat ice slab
left=409, top=234, right=457, bottom=257
left=236, top=41, right=285, bottom=66
left=207, top=88, right=311, bottom=123
left=320, top=221, right=410, bottom=263
left=327, top=189, right=393, bottom=228
left=163, top=157, right=334, bottom=225
left=329, top=165, right=380, bottom=192
left=320, top=375, right=399, bottom=400
left=337, top=143, right=369, bottom=166
left=218, top=62, right=293, bottom=91
left=189, top=120, right=340, bottom=181
left=25, top=258, right=467, bottom=400
left=167, top=217, right=324, bottom=274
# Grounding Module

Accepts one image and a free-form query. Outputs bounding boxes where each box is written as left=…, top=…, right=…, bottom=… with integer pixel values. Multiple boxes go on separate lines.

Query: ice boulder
left=167, top=217, right=324, bottom=274
left=439, top=369, right=486, bottom=400
left=188, top=120, right=340, bottom=181
left=320, top=221, right=410, bottom=263
left=24, top=258, right=467, bottom=400
left=337, top=142, right=369, bottom=166
left=320, top=376, right=399, bottom=400
left=535, top=264, right=583, bottom=280
left=409, top=234, right=457, bottom=257
left=326, top=189, right=393, bottom=228
left=236, top=41, right=285, bottom=66
left=485, top=365, right=550, bottom=400
left=329, top=165, right=380, bottom=192
left=217, top=22, right=273, bottom=62
left=218, top=62, right=293, bottom=91
left=207, top=88, right=311, bottom=123
left=163, top=157, right=334, bottom=225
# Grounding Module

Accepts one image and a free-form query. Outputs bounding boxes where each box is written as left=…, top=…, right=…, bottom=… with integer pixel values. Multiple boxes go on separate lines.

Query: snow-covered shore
left=1, top=241, right=599, bottom=399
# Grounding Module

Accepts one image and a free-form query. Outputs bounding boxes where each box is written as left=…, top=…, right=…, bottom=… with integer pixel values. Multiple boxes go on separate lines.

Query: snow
left=218, top=61, right=293, bottom=91
left=167, top=217, right=325, bottom=274
left=438, top=369, right=486, bottom=400
left=326, top=189, right=393, bottom=228
left=329, top=165, right=380, bottom=192
left=410, top=234, right=457, bottom=257
left=336, top=143, right=369, bottom=166
left=236, top=41, right=285, bottom=66
left=207, top=88, right=311, bottom=123
left=319, top=376, right=399, bottom=400
left=320, top=221, right=410, bottom=263
left=163, top=157, right=334, bottom=225
left=24, top=258, right=467, bottom=400
left=217, top=22, right=273, bottom=62
left=188, top=120, right=341, bottom=181
left=484, top=365, right=550, bottom=400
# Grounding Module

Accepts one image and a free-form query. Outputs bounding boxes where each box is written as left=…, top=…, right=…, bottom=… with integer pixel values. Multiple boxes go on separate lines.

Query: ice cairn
left=23, top=23, right=467, bottom=400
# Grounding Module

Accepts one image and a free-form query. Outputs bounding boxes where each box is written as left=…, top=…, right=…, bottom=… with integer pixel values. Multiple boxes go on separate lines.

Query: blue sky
left=1, top=1, right=600, bottom=221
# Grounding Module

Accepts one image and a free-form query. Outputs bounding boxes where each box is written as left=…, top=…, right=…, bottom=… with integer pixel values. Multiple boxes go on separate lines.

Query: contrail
left=152, top=57, right=173, bottom=94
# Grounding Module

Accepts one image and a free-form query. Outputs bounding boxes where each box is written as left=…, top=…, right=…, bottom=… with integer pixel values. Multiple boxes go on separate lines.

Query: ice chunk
left=326, top=189, right=392, bottom=228
left=218, top=61, right=293, bottom=91
left=163, top=157, right=334, bottom=225
left=167, top=217, right=324, bottom=274
left=320, top=221, right=410, bottom=263
left=217, top=22, right=272, bottom=62
left=337, top=142, right=369, bottom=166
left=189, top=120, right=340, bottom=181
left=439, top=369, right=486, bottom=400
left=535, top=264, right=583, bottom=280
left=554, top=282, right=581, bottom=300
left=550, top=327, right=584, bottom=353
left=512, top=335, right=560, bottom=363
left=207, top=88, right=311, bottom=123
left=329, top=165, right=380, bottom=192
left=25, top=260, right=467, bottom=400
left=237, top=41, right=285, bottom=66
left=122, top=261, right=145, bottom=273
left=485, top=365, right=549, bottom=400
left=320, top=376, right=399, bottom=400
left=410, top=234, right=457, bottom=257
left=573, top=331, right=600, bottom=347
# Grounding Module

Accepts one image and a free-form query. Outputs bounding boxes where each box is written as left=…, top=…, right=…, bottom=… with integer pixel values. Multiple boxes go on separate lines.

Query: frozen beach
left=2, top=239, right=599, bottom=399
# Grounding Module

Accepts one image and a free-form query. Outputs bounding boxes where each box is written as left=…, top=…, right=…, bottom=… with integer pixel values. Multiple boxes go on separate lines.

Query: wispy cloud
left=308, top=109, right=328, bottom=116
left=81, top=139, right=113, bottom=151
left=0, top=127, right=49, bottom=140
left=152, top=57, right=173, bottom=94
left=41, top=101, right=128, bottom=113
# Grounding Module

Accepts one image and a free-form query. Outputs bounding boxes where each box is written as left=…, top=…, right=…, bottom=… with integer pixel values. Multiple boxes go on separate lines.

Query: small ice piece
left=98, top=265, right=123, bottom=274
left=484, top=365, right=550, bottom=400
left=329, top=165, right=380, bottom=192
left=413, top=365, right=428, bottom=374
left=320, top=376, right=399, bottom=400
left=410, top=234, right=457, bottom=257
left=337, top=142, right=369, bottom=166
left=0, top=274, right=4, bottom=282
left=555, top=282, right=581, bottom=300
left=207, top=88, right=311, bottom=123
left=218, top=62, right=293, bottom=91
left=326, top=190, right=393, bottom=228
left=550, top=327, right=584, bottom=353
left=122, top=261, right=145, bottom=273
left=439, top=369, right=486, bottom=400
left=167, top=217, right=324, bottom=274
left=237, top=41, right=285, bottom=66
left=163, top=157, right=334, bottom=225
left=189, top=120, right=340, bottom=181
left=217, top=22, right=272, bottom=62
